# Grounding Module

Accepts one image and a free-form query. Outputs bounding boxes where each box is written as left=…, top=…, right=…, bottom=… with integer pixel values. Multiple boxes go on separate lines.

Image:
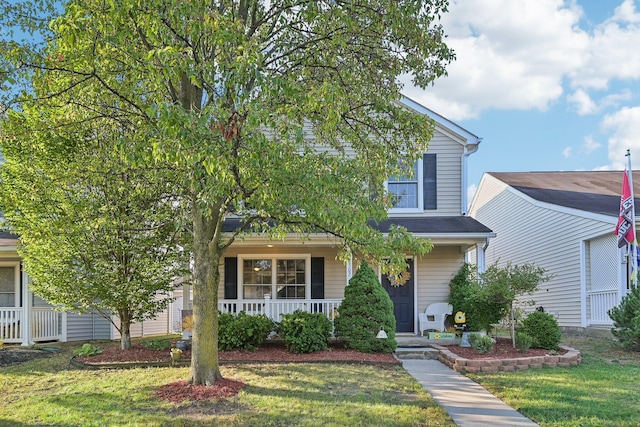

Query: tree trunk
left=119, top=310, right=132, bottom=350
left=188, top=208, right=223, bottom=385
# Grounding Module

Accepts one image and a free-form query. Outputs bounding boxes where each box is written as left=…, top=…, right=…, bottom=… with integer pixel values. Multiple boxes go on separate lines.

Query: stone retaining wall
left=431, top=344, right=581, bottom=373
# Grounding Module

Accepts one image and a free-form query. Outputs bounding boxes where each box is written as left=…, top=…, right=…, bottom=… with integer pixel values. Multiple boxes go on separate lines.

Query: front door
left=381, top=259, right=415, bottom=333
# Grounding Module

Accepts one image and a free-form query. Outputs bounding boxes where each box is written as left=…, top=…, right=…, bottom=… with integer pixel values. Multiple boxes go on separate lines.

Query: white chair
left=419, top=303, right=453, bottom=336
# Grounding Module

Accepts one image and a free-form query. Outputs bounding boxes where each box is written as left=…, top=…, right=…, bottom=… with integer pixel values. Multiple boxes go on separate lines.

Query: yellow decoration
left=387, top=270, right=411, bottom=287
left=182, top=315, right=194, bottom=332
left=454, top=311, right=466, bottom=324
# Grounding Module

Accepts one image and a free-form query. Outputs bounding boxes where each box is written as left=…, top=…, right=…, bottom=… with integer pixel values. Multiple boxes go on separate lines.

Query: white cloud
left=562, top=147, right=573, bottom=158
left=570, top=0, right=640, bottom=89
left=404, top=0, right=590, bottom=120
left=602, top=106, right=640, bottom=169
left=404, top=0, right=640, bottom=121
left=567, top=89, right=597, bottom=115
left=583, top=135, right=601, bottom=154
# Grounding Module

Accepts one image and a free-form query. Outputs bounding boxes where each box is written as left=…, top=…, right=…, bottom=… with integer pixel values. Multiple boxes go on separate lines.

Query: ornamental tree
left=0, top=0, right=453, bottom=385
left=0, top=109, right=190, bottom=350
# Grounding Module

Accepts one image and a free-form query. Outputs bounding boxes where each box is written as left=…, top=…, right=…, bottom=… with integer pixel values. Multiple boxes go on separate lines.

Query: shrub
left=218, top=311, right=274, bottom=351
left=143, top=338, right=171, bottom=351
left=279, top=310, right=332, bottom=354
left=469, top=333, right=495, bottom=353
left=521, top=311, right=561, bottom=350
left=609, top=284, right=640, bottom=350
left=334, top=261, right=397, bottom=353
left=73, top=343, right=102, bottom=357
left=515, top=331, right=534, bottom=352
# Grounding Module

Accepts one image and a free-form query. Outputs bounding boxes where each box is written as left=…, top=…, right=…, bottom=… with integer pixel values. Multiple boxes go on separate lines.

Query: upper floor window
left=388, top=162, right=418, bottom=208
left=387, top=153, right=437, bottom=211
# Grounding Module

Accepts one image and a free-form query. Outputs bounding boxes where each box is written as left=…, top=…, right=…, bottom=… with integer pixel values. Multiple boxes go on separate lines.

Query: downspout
left=477, top=238, right=490, bottom=274
left=461, top=140, right=481, bottom=215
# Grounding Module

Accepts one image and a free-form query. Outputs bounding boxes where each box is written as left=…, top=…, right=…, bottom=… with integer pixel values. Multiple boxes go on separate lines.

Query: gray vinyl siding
left=422, top=130, right=463, bottom=216
left=112, top=300, right=172, bottom=339
left=471, top=174, right=616, bottom=328
left=66, top=310, right=112, bottom=341
left=301, top=125, right=466, bottom=218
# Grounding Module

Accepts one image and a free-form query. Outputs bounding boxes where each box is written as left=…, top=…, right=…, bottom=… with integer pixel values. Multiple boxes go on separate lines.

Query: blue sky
left=402, top=0, right=640, bottom=200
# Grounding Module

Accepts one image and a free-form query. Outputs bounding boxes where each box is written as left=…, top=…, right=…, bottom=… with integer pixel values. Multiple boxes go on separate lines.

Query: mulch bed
left=0, top=347, right=55, bottom=366
left=75, top=340, right=399, bottom=366
left=155, top=378, right=246, bottom=403
left=445, top=337, right=566, bottom=360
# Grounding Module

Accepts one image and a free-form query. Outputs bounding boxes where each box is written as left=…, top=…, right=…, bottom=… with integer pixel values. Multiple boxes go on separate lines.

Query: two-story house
left=185, top=97, right=495, bottom=335
left=1, top=97, right=493, bottom=344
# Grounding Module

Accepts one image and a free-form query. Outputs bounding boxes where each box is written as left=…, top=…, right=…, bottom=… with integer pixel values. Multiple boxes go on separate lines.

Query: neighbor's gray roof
left=223, top=216, right=493, bottom=236
left=489, top=171, right=640, bottom=217
left=0, top=231, right=18, bottom=247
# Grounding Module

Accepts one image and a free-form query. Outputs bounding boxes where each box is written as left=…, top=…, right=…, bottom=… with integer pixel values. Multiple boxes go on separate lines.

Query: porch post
left=21, top=270, right=33, bottom=347
left=346, top=255, right=353, bottom=284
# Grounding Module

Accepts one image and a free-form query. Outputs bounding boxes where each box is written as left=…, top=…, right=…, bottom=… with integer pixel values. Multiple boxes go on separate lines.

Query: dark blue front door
left=381, top=259, right=415, bottom=333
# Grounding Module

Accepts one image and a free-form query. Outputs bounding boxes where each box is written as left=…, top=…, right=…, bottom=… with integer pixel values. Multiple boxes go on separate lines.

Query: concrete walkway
left=402, top=359, right=539, bottom=427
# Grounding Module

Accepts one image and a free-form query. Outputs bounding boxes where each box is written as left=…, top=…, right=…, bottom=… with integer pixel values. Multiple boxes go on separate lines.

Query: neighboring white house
left=1, top=97, right=494, bottom=344
left=0, top=231, right=173, bottom=345
left=469, top=171, right=638, bottom=332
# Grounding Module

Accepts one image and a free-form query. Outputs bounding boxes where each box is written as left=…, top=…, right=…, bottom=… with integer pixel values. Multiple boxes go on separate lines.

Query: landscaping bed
left=436, top=337, right=580, bottom=372
left=74, top=340, right=400, bottom=367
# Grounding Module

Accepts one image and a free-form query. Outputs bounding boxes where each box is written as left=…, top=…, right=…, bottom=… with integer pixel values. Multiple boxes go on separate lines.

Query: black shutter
left=311, top=257, right=324, bottom=299
left=423, top=153, right=437, bottom=210
left=224, top=257, right=238, bottom=299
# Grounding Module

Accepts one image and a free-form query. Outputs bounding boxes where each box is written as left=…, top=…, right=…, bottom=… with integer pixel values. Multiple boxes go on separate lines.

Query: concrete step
left=394, top=347, right=440, bottom=360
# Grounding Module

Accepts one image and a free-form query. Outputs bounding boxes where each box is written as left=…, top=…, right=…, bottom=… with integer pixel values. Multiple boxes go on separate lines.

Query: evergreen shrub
left=218, top=311, right=274, bottom=351
left=521, top=311, right=561, bottom=350
left=334, top=261, right=397, bottom=353
left=515, top=331, right=534, bottom=352
left=278, top=310, right=332, bottom=354
left=469, top=333, right=495, bottom=353
left=609, top=285, right=640, bottom=351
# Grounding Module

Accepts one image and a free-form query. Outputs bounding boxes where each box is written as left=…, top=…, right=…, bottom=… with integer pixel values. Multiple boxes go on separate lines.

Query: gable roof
left=400, top=96, right=482, bottom=146
left=488, top=171, right=640, bottom=217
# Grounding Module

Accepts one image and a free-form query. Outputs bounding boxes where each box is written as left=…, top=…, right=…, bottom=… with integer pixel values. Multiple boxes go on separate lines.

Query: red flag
left=616, top=169, right=636, bottom=248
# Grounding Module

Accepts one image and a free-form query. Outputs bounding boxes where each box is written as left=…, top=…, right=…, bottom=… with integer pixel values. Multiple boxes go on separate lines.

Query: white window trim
left=387, top=160, right=423, bottom=214
left=237, top=254, right=311, bottom=300
left=0, top=261, right=20, bottom=307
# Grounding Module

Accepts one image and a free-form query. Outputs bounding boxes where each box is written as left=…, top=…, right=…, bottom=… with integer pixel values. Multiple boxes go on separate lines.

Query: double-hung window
left=387, top=154, right=437, bottom=212
left=240, top=255, right=310, bottom=299
left=0, top=262, right=20, bottom=307
left=388, top=162, right=419, bottom=209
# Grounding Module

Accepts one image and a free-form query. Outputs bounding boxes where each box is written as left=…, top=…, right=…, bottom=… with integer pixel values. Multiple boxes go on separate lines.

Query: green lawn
left=0, top=343, right=453, bottom=426
left=467, top=335, right=640, bottom=427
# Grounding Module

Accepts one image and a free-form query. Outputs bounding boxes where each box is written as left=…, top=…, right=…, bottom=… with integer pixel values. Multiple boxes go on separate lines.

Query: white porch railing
left=0, top=307, right=24, bottom=343
left=218, top=296, right=342, bottom=324
left=0, top=307, right=61, bottom=343
left=32, top=308, right=60, bottom=341
left=588, top=289, right=618, bottom=325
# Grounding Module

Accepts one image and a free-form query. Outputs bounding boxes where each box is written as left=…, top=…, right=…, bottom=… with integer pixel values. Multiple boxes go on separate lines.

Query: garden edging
left=431, top=344, right=581, bottom=373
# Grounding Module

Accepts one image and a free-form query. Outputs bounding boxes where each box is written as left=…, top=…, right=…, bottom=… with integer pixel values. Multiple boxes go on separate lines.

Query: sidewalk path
left=402, top=359, right=540, bottom=427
